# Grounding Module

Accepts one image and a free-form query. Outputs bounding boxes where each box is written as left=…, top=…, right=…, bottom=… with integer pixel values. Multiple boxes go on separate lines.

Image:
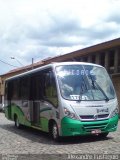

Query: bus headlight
left=110, top=108, right=119, bottom=118
left=64, top=108, right=78, bottom=120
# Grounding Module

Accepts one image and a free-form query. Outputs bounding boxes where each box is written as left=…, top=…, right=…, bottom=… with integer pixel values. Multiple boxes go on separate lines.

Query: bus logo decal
left=94, top=114, right=98, bottom=120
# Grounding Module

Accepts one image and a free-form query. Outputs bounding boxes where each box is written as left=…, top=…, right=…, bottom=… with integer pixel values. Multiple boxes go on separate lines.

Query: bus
left=4, top=62, right=119, bottom=141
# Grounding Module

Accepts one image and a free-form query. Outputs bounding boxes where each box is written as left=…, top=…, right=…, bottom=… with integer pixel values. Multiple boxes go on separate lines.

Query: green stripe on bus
left=5, top=104, right=31, bottom=127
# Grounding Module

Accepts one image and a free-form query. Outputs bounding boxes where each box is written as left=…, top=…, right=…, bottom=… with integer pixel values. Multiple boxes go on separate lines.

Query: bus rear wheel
left=51, top=122, right=59, bottom=141
left=14, top=116, right=21, bottom=129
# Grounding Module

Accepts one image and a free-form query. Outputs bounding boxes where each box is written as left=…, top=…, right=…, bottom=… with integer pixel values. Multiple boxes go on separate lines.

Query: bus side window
left=31, top=72, right=44, bottom=101
left=5, top=82, right=8, bottom=101
left=7, top=81, right=13, bottom=100
left=20, top=76, right=30, bottom=100
left=44, top=70, right=58, bottom=108
left=12, top=79, right=20, bottom=100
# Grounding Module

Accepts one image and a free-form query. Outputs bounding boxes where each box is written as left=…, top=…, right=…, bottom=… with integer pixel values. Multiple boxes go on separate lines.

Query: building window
left=109, top=50, right=114, bottom=74
left=100, top=53, right=105, bottom=66
left=75, top=57, right=82, bottom=62
left=118, top=49, right=120, bottom=71
left=91, top=55, right=96, bottom=63
left=82, top=57, right=88, bottom=62
left=109, top=50, right=114, bottom=67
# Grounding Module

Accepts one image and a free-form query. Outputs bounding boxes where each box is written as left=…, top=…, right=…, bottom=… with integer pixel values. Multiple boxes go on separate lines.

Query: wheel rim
left=52, top=124, right=58, bottom=139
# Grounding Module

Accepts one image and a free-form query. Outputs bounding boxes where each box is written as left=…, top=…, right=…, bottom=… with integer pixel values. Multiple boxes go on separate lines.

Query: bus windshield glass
left=56, top=65, right=116, bottom=101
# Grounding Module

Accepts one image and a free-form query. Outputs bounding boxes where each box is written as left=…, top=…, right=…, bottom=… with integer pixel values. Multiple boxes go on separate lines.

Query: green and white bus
left=4, top=62, right=119, bottom=140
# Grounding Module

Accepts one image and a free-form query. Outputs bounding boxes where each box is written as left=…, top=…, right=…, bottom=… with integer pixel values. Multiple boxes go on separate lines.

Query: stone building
left=0, top=37, right=120, bottom=112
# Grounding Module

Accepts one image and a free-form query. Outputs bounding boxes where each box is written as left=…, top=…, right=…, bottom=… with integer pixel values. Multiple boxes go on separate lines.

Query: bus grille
left=83, top=122, right=108, bottom=132
left=80, top=114, right=109, bottom=120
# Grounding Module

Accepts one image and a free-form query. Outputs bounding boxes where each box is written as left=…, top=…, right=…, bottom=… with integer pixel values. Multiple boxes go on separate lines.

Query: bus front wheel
left=14, top=116, right=21, bottom=129
left=51, top=122, right=59, bottom=141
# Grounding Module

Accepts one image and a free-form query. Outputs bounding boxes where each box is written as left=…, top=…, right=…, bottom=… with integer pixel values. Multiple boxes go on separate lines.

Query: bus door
left=32, top=101, right=40, bottom=126
left=30, top=74, right=42, bottom=127
left=21, top=77, right=31, bottom=122
left=30, top=69, right=58, bottom=127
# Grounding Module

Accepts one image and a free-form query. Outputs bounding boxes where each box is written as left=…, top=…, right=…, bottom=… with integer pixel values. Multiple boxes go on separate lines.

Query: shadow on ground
left=0, top=123, right=113, bottom=145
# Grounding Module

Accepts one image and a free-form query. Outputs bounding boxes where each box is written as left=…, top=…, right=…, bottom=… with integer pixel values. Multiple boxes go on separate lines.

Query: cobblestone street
left=0, top=112, right=119, bottom=159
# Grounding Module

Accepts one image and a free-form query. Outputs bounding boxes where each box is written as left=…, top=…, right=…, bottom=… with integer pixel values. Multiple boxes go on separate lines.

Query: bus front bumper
left=61, top=114, right=119, bottom=136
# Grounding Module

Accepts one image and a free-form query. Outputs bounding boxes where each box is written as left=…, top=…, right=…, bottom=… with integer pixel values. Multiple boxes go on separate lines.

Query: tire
left=15, top=116, right=21, bottom=129
left=51, top=122, right=60, bottom=141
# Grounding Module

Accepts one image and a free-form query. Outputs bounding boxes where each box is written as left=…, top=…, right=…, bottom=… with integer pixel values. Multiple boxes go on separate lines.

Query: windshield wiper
left=89, top=74, right=109, bottom=102
left=93, top=80, right=109, bottom=102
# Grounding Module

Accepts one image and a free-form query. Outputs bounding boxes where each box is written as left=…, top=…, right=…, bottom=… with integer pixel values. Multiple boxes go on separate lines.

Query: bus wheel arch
left=48, top=119, right=60, bottom=141
left=14, top=114, right=21, bottom=129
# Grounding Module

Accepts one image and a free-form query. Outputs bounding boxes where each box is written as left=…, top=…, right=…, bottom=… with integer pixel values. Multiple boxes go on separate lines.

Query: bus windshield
left=56, top=65, right=116, bottom=101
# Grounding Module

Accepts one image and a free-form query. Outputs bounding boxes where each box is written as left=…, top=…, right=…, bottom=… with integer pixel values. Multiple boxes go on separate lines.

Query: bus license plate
left=91, top=129, right=101, bottom=134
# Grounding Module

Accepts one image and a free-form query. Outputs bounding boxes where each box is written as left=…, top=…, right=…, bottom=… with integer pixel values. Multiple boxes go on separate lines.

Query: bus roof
left=6, top=62, right=104, bottom=81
